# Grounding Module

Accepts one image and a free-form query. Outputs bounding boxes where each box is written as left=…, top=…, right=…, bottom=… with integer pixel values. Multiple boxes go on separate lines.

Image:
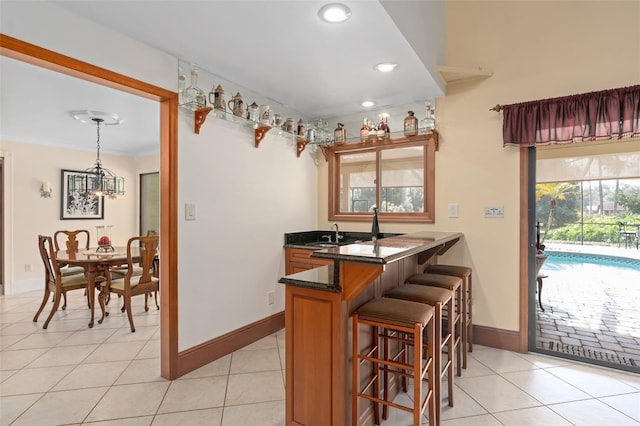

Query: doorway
left=528, top=145, right=640, bottom=373
left=0, top=34, right=179, bottom=379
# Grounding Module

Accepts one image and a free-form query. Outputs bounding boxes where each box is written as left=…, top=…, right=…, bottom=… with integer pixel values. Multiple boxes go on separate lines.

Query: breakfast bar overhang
left=278, top=231, right=463, bottom=426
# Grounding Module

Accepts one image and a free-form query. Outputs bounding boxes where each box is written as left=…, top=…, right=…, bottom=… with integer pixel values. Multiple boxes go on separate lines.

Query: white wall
left=178, top=115, right=316, bottom=350
left=0, top=140, right=138, bottom=293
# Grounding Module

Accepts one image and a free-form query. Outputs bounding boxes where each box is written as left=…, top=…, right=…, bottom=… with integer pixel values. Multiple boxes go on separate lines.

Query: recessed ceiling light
left=375, top=63, right=398, bottom=73
left=318, top=3, right=352, bottom=23
left=362, top=101, right=375, bottom=107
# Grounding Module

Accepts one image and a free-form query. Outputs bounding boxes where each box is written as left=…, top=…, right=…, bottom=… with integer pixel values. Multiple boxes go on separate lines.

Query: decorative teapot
left=227, top=92, right=244, bottom=117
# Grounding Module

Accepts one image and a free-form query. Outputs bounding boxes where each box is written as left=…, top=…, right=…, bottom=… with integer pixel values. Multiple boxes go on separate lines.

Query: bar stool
left=352, top=298, right=436, bottom=426
left=385, top=284, right=454, bottom=422
left=426, top=264, right=473, bottom=368
left=405, top=273, right=462, bottom=377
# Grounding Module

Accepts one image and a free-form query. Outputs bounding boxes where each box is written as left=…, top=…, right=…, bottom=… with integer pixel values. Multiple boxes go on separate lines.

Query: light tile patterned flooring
left=1, top=290, right=640, bottom=425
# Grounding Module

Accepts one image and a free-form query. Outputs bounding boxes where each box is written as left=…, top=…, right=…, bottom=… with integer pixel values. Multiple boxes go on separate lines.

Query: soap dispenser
left=371, top=207, right=381, bottom=243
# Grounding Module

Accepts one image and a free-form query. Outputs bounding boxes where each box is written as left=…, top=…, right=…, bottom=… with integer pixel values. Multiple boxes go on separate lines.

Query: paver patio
left=534, top=243, right=640, bottom=370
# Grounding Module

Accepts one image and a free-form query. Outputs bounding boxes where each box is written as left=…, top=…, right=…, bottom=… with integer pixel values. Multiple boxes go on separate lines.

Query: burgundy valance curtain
left=502, top=85, right=640, bottom=147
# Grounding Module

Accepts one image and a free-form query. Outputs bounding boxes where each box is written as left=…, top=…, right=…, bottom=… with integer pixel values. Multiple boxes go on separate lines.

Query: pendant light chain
left=94, top=118, right=103, bottom=170
left=66, top=114, right=125, bottom=198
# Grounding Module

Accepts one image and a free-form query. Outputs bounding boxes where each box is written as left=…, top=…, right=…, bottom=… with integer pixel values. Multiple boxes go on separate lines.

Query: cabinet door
left=289, top=261, right=315, bottom=274
left=285, top=248, right=332, bottom=274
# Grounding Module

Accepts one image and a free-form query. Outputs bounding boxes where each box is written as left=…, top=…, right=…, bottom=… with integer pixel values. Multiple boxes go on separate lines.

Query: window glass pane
left=140, top=172, right=160, bottom=235
left=338, top=151, right=377, bottom=212
left=380, top=146, right=424, bottom=212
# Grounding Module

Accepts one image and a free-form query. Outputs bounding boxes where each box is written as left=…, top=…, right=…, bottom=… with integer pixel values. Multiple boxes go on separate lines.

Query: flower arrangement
left=96, top=225, right=114, bottom=252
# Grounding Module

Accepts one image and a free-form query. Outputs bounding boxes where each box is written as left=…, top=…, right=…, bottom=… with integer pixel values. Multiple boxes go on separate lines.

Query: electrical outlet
left=268, top=291, right=275, bottom=305
left=484, top=205, right=504, bottom=218
left=25, top=264, right=32, bottom=272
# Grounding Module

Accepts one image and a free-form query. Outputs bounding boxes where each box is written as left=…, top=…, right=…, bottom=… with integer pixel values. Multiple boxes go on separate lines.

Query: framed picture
left=60, top=169, right=104, bottom=220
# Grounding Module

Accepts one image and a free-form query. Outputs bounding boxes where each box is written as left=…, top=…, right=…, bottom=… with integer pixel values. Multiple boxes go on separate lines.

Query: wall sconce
left=40, top=181, right=52, bottom=198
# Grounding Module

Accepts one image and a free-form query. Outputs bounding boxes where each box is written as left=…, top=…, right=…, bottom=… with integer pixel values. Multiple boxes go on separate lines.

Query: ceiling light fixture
left=67, top=117, right=125, bottom=199
left=362, top=101, right=375, bottom=107
left=318, top=3, right=351, bottom=23
left=70, top=110, right=123, bottom=125
left=375, top=63, right=398, bottom=73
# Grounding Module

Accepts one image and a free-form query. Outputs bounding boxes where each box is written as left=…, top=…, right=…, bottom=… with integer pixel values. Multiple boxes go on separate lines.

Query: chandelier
left=67, top=116, right=125, bottom=198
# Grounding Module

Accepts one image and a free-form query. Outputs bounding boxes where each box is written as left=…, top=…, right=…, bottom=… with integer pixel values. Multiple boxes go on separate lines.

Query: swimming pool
left=542, top=251, right=640, bottom=272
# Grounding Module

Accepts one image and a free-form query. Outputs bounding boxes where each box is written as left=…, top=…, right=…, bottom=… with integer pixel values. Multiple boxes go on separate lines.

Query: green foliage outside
left=536, top=179, right=640, bottom=246
left=546, top=214, right=640, bottom=244
left=617, top=185, right=640, bottom=214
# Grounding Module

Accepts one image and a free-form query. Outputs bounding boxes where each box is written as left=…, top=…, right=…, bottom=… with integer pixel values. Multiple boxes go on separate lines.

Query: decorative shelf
left=437, top=65, right=493, bottom=84
left=313, top=130, right=440, bottom=161
left=179, top=59, right=311, bottom=157
left=181, top=103, right=310, bottom=153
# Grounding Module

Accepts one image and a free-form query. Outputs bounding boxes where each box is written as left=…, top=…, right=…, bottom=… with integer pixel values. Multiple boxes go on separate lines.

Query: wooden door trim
left=519, top=148, right=530, bottom=352
left=0, top=34, right=180, bottom=378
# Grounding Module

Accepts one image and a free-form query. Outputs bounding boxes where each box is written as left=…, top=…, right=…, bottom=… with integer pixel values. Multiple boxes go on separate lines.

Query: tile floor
left=1, top=290, right=640, bottom=425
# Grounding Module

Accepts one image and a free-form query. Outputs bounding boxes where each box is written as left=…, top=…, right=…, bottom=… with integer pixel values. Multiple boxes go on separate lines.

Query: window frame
left=327, top=133, right=438, bottom=223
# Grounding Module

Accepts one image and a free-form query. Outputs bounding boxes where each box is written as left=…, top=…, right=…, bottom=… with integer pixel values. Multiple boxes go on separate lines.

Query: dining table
left=55, top=247, right=142, bottom=328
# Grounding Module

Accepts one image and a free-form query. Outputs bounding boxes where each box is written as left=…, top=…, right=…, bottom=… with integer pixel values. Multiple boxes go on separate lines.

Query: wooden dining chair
left=98, top=235, right=160, bottom=332
left=110, top=230, right=160, bottom=308
left=33, top=235, right=105, bottom=329
left=53, top=230, right=90, bottom=276
left=111, top=230, right=159, bottom=276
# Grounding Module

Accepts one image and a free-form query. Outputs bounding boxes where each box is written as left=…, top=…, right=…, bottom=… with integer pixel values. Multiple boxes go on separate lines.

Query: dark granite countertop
left=277, top=265, right=340, bottom=292
left=279, top=230, right=463, bottom=292
left=310, top=231, right=463, bottom=265
left=284, top=230, right=401, bottom=249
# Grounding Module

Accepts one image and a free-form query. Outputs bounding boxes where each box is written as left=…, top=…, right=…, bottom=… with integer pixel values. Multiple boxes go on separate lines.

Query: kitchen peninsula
left=279, top=231, right=463, bottom=426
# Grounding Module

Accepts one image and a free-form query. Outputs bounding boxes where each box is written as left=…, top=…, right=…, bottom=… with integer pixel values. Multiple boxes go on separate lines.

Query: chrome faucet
left=332, top=223, right=343, bottom=244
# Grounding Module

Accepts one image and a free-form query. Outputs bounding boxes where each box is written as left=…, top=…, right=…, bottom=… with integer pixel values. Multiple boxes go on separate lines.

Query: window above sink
left=326, top=133, right=438, bottom=223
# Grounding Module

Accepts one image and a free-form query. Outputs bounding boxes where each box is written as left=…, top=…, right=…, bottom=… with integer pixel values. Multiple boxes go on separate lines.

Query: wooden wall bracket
left=319, top=145, right=331, bottom=161
left=194, top=107, right=212, bottom=134
left=254, top=126, right=271, bottom=148
left=296, top=137, right=309, bottom=157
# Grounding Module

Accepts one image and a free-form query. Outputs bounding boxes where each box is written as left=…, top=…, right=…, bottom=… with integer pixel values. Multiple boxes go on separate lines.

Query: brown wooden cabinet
left=279, top=232, right=463, bottom=425
left=285, top=247, right=333, bottom=275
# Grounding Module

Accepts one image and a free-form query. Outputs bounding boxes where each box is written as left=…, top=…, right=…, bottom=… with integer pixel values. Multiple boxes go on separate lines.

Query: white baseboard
left=6, top=279, right=41, bottom=295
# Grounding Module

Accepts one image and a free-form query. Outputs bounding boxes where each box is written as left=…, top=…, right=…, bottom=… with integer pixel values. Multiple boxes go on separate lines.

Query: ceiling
left=0, top=1, right=446, bottom=157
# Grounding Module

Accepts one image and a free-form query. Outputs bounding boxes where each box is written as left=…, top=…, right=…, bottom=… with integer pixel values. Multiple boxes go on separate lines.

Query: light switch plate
left=185, top=203, right=196, bottom=220
left=484, top=205, right=504, bottom=218
left=448, top=203, right=459, bottom=218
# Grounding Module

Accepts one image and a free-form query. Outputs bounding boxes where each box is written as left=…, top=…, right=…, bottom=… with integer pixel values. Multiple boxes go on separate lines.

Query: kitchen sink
left=304, top=242, right=340, bottom=248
